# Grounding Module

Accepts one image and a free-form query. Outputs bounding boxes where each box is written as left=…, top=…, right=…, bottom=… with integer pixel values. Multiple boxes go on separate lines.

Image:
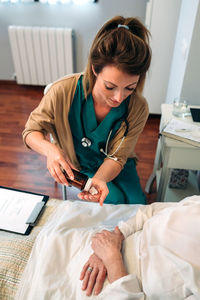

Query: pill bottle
left=63, top=169, right=97, bottom=194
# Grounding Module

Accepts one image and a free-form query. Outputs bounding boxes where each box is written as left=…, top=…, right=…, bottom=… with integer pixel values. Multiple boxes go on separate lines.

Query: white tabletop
left=161, top=104, right=200, bottom=148
left=161, top=103, right=200, bottom=130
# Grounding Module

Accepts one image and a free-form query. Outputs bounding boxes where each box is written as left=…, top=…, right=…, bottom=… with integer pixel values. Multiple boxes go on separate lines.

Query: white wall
left=1, top=0, right=199, bottom=110
left=143, top=0, right=200, bottom=113
left=181, top=1, right=200, bottom=105
left=142, top=0, right=182, bottom=114
left=0, top=0, right=147, bottom=80
left=166, top=0, right=199, bottom=105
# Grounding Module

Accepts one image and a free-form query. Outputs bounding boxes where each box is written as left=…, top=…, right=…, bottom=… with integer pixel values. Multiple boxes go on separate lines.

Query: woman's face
left=92, top=65, right=140, bottom=108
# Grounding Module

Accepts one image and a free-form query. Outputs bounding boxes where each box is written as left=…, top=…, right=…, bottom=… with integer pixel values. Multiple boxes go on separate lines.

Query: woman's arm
left=26, top=131, right=118, bottom=205
left=94, top=159, right=122, bottom=182
left=78, top=159, right=122, bottom=205
left=78, top=97, right=149, bottom=205
left=25, top=131, right=76, bottom=185
left=107, top=95, right=149, bottom=167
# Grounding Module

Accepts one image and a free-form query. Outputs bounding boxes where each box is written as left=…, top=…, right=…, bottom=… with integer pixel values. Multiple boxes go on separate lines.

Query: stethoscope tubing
left=80, top=99, right=129, bottom=160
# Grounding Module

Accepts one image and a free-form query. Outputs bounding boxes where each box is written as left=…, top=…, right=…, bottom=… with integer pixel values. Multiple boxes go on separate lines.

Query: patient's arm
left=80, top=253, right=107, bottom=296
left=91, top=226, right=128, bottom=283
left=119, top=201, right=178, bottom=239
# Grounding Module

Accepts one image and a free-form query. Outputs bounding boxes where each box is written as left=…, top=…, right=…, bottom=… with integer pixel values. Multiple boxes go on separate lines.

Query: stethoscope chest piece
left=81, top=137, right=92, bottom=147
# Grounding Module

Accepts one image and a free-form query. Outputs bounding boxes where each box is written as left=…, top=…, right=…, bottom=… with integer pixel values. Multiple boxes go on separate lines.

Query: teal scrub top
left=68, top=76, right=146, bottom=205
left=68, top=75, right=128, bottom=173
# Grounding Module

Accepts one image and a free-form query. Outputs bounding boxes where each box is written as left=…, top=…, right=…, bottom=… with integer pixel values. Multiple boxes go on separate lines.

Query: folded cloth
left=169, top=169, right=189, bottom=189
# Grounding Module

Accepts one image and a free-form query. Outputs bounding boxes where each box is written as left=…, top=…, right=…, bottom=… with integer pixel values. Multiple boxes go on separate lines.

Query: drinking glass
left=172, top=97, right=190, bottom=117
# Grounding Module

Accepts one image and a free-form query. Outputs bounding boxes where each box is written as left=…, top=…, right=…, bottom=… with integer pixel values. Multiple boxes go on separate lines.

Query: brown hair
left=83, top=16, right=151, bottom=97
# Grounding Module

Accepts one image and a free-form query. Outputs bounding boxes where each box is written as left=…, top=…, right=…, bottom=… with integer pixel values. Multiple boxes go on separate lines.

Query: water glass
left=172, top=97, right=190, bottom=117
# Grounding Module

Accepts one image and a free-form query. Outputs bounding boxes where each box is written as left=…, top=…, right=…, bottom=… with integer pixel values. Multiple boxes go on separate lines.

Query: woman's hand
left=78, top=177, right=109, bottom=206
left=25, top=131, right=76, bottom=185
left=91, top=227, right=124, bottom=263
left=78, top=159, right=122, bottom=206
left=46, top=142, right=77, bottom=185
left=80, top=253, right=107, bottom=296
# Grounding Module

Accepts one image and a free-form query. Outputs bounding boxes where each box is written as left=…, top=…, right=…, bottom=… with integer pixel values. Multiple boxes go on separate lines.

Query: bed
left=1, top=196, right=200, bottom=300
left=0, top=199, right=61, bottom=300
left=0, top=198, right=141, bottom=300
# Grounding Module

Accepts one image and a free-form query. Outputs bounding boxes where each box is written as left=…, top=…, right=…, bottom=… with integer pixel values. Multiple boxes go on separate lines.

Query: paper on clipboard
left=162, top=119, right=200, bottom=145
left=0, top=187, right=48, bottom=235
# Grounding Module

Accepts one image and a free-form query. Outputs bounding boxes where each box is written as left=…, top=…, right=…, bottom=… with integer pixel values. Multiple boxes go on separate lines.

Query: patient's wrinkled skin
left=80, top=226, right=126, bottom=295
left=80, top=254, right=106, bottom=296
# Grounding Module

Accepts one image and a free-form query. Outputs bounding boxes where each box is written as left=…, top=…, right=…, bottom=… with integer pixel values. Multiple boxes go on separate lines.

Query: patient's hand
left=80, top=253, right=107, bottom=296
left=91, top=226, right=124, bottom=262
left=91, top=227, right=127, bottom=283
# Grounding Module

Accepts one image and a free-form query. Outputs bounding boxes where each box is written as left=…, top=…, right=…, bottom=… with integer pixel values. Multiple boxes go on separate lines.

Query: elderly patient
left=80, top=196, right=200, bottom=299
left=16, top=196, right=200, bottom=300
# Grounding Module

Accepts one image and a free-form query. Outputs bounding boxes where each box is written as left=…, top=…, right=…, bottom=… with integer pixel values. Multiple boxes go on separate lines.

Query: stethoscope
left=80, top=101, right=129, bottom=161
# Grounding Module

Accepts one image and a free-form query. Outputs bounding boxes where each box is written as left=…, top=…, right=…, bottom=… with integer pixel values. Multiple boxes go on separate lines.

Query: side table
left=145, top=104, right=200, bottom=202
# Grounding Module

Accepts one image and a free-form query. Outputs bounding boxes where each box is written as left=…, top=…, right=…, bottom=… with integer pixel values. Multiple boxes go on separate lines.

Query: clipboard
left=161, top=118, right=200, bottom=147
left=0, top=186, right=49, bottom=235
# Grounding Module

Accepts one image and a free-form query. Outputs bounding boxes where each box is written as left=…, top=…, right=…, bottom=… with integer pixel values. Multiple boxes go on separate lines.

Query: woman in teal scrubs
left=69, top=74, right=146, bottom=204
left=23, top=16, right=151, bottom=206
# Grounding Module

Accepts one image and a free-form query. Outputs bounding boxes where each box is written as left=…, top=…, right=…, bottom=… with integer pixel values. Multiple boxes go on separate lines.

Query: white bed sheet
left=15, top=201, right=142, bottom=300
left=15, top=197, right=200, bottom=300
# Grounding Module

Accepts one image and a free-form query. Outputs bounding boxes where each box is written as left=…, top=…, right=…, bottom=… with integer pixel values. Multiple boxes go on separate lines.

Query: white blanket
left=16, top=201, right=142, bottom=300
left=16, top=197, right=200, bottom=300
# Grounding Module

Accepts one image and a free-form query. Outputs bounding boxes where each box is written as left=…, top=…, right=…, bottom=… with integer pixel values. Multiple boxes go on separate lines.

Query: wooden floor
left=0, top=81, right=160, bottom=203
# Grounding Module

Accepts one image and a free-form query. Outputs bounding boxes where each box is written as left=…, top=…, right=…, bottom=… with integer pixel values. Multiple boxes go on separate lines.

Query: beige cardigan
left=23, top=73, right=149, bottom=170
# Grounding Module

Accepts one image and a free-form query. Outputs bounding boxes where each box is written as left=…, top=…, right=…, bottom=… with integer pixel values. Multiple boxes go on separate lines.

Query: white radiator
left=8, top=25, right=74, bottom=86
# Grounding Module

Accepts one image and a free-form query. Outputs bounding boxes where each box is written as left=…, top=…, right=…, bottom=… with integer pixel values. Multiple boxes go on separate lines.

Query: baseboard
left=0, top=79, right=17, bottom=85
left=148, top=113, right=161, bottom=119
left=0, top=80, right=45, bottom=90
